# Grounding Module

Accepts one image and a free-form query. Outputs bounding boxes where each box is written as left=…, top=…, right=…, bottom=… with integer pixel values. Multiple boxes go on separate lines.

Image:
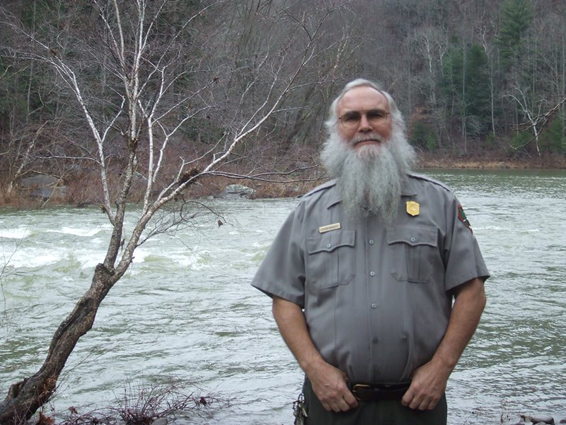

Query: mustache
left=349, top=133, right=387, bottom=146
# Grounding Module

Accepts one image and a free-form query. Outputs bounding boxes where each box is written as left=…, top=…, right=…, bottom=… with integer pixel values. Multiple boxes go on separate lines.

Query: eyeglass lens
left=340, top=110, right=389, bottom=127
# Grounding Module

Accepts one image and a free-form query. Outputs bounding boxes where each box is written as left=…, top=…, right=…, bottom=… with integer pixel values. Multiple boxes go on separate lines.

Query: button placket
left=368, top=231, right=376, bottom=278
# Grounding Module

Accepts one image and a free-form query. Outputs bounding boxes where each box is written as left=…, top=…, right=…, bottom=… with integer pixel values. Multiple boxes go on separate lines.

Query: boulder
left=31, top=186, right=68, bottom=200
left=19, top=174, right=67, bottom=201
left=217, top=184, right=255, bottom=199
left=20, top=174, right=59, bottom=188
left=521, top=414, right=555, bottom=424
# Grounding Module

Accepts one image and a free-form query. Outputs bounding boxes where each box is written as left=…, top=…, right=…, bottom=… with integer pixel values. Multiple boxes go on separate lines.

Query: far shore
left=1, top=153, right=565, bottom=208
left=416, top=152, right=566, bottom=170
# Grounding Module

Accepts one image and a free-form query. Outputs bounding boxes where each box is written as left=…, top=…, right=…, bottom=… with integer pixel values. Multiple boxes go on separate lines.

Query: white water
left=1, top=170, right=566, bottom=424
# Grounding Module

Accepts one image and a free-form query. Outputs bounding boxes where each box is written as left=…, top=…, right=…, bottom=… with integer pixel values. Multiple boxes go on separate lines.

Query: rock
left=31, top=186, right=68, bottom=200
left=20, top=174, right=59, bottom=188
left=521, top=414, right=555, bottom=424
left=19, top=174, right=68, bottom=201
left=217, top=184, right=255, bottom=199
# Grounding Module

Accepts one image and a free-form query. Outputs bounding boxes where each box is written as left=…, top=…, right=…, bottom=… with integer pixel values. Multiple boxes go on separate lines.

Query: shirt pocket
left=387, top=226, right=438, bottom=284
left=306, top=230, right=356, bottom=290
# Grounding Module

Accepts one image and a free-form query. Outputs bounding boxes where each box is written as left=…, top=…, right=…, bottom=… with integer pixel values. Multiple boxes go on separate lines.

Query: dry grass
left=35, top=380, right=224, bottom=425
left=417, top=150, right=566, bottom=170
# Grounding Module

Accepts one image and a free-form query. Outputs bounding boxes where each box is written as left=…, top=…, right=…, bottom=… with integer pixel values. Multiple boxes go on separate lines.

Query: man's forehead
left=337, top=86, right=389, bottom=112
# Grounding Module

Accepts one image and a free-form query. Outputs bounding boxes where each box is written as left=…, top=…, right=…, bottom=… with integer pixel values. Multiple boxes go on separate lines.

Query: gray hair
left=325, top=78, right=405, bottom=136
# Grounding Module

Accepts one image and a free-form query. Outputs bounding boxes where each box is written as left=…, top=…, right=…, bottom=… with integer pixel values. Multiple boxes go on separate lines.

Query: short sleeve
left=443, top=195, right=490, bottom=292
left=251, top=204, right=306, bottom=307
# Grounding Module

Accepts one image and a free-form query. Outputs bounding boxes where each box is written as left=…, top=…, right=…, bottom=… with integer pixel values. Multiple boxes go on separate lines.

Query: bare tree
left=0, top=0, right=327, bottom=422
left=408, top=25, right=449, bottom=148
left=512, top=93, right=566, bottom=154
left=508, top=86, right=551, bottom=156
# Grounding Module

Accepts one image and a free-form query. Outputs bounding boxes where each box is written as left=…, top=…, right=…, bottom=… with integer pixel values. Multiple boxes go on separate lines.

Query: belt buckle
left=352, top=383, right=371, bottom=400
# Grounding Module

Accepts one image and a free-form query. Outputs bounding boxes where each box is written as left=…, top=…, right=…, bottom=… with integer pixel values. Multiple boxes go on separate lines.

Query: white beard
left=320, top=129, right=416, bottom=225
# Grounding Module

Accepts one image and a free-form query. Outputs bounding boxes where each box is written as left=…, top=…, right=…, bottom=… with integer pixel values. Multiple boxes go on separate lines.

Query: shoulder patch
left=299, top=179, right=337, bottom=199
left=458, top=204, right=473, bottom=233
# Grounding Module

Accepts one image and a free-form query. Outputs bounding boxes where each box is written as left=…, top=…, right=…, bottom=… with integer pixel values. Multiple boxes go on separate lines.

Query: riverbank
left=416, top=151, right=566, bottom=170
left=250, top=152, right=566, bottom=198
left=1, top=152, right=565, bottom=208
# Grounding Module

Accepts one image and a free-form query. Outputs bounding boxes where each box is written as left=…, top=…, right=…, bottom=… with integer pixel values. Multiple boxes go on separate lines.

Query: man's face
left=336, top=86, right=392, bottom=151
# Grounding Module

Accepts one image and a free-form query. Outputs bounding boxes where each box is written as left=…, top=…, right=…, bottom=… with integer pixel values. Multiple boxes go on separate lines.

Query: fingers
left=321, top=389, right=358, bottom=412
left=322, top=394, right=357, bottom=412
left=316, top=383, right=358, bottom=412
left=342, top=390, right=359, bottom=409
left=401, top=359, right=448, bottom=411
left=309, top=365, right=358, bottom=412
left=401, top=383, right=441, bottom=411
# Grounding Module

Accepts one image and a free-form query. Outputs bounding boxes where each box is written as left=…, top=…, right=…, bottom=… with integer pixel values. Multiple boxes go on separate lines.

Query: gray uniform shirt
left=252, top=173, right=489, bottom=384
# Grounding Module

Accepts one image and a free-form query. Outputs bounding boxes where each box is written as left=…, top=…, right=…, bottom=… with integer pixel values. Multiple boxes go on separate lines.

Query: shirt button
left=371, top=303, right=377, bottom=309
left=326, top=243, right=331, bottom=248
left=373, top=337, right=379, bottom=344
left=369, top=271, right=376, bottom=276
left=369, top=239, right=374, bottom=245
left=410, top=237, right=416, bottom=242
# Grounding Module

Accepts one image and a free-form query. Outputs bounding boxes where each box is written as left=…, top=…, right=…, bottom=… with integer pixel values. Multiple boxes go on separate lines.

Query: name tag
left=319, top=223, right=341, bottom=233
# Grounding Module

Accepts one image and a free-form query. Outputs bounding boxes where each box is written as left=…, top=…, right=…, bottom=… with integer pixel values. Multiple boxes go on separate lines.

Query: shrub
left=410, top=122, right=438, bottom=151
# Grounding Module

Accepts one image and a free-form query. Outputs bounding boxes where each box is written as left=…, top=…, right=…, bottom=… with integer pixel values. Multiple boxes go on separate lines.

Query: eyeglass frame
left=338, top=109, right=391, bottom=129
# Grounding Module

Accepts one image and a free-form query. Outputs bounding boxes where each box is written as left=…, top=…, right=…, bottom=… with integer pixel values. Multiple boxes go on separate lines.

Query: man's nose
left=358, top=114, right=372, bottom=132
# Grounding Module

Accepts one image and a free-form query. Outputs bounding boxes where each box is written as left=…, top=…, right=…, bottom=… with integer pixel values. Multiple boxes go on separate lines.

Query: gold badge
left=319, top=223, right=341, bottom=233
left=406, top=201, right=420, bottom=217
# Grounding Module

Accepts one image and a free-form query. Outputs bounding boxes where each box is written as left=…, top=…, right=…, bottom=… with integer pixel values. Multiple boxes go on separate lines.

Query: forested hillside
left=0, top=0, right=565, bottom=204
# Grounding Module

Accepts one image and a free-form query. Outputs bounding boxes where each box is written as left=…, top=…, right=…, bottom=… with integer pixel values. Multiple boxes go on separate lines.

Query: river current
left=1, top=169, right=565, bottom=424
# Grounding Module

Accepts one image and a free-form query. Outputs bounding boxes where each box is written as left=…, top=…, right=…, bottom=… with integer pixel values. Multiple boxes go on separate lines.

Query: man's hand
left=402, top=277, right=486, bottom=410
left=401, top=358, right=450, bottom=410
left=307, top=359, right=358, bottom=412
left=272, top=296, right=358, bottom=412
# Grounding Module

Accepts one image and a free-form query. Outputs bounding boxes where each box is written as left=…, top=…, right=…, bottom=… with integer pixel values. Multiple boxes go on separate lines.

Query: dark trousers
left=303, top=378, right=447, bottom=425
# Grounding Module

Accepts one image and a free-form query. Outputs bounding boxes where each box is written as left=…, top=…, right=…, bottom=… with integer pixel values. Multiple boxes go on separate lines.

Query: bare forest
left=0, top=0, right=565, bottom=207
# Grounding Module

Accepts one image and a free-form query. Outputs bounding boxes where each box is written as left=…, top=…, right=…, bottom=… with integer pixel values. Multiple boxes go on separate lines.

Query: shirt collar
left=325, top=174, right=417, bottom=209
left=326, top=184, right=342, bottom=209
left=401, top=175, right=417, bottom=196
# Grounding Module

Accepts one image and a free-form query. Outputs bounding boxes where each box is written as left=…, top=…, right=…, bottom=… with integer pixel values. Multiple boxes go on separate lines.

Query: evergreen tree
left=496, top=0, right=534, bottom=68
left=541, top=117, right=566, bottom=153
left=441, top=43, right=464, bottom=112
left=441, top=43, right=492, bottom=139
left=465, top=44, right=492, bottom=136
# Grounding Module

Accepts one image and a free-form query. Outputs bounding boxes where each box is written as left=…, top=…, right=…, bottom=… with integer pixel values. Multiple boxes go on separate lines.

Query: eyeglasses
left=338, top=109, right=390, bottom=129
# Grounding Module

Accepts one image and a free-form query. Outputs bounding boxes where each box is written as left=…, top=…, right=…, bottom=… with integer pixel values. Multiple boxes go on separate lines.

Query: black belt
left=350, top=382, right=411, bottom=402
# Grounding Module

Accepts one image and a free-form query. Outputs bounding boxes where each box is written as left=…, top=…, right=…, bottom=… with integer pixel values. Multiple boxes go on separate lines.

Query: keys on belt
left=351, top=382, right=411, bottom=402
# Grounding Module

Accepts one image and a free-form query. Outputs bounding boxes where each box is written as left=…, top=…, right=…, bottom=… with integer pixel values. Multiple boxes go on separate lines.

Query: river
left=1, top=169, right=565, bottom=424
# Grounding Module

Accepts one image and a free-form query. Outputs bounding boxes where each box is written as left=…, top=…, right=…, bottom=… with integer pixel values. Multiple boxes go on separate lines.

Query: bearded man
left=252, top=78, right=489, bottom=425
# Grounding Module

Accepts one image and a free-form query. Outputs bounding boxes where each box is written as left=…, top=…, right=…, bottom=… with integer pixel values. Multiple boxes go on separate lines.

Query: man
left=252, top=78, right=489, bottom=424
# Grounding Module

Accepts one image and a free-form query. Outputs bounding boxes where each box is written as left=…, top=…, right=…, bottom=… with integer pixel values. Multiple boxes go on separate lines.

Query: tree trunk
left=0, top=263, right=116, bottom=424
